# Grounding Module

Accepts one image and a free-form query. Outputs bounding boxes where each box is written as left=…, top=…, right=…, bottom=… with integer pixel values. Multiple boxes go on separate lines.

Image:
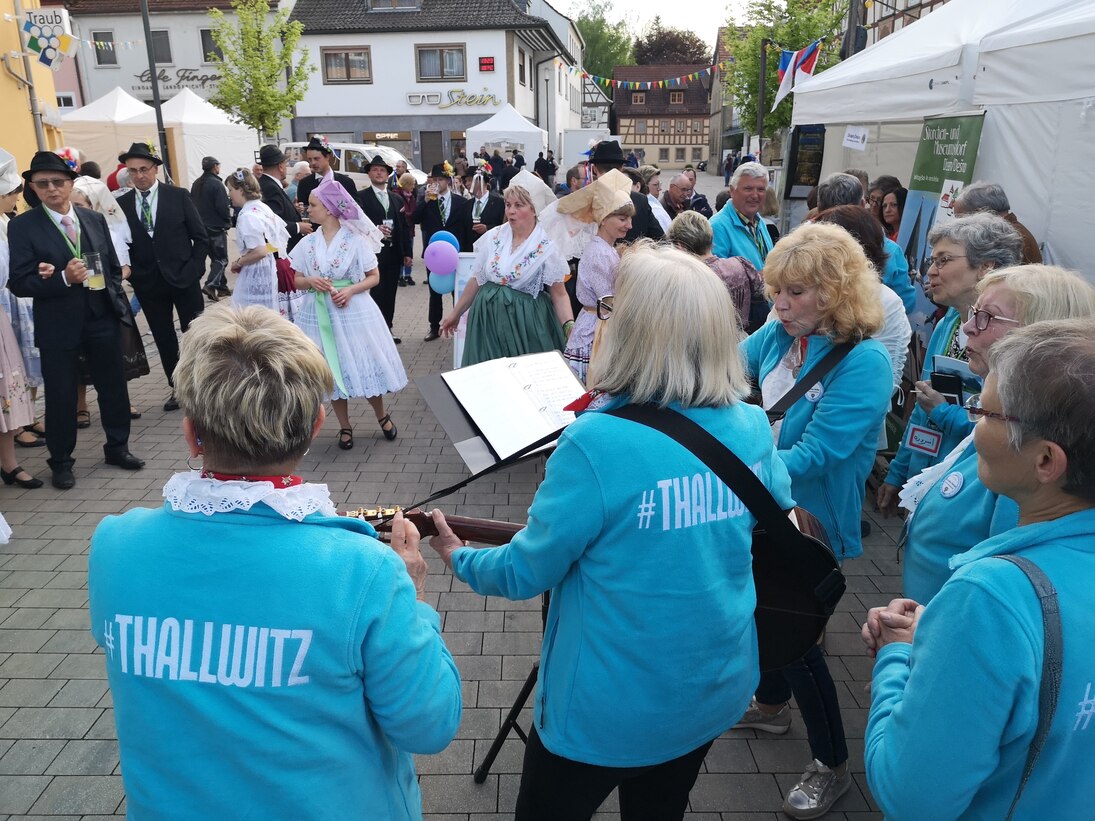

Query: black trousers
left=41, top=315, right=131, bottom=471
left=373, top=255, right=400, bottom=330
left=202, top=230, right=229, bottom=289
left=514, top=727, right=713, bottom=821
left=131, top=275, right=204, bottom=385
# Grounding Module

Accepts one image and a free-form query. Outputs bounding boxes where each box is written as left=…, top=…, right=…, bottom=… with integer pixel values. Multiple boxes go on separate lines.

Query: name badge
left=906, top=424, right=942, bottom=456
left=940, top=471, right=964, bottom=498
left=805, top=383, right=825, bottom=403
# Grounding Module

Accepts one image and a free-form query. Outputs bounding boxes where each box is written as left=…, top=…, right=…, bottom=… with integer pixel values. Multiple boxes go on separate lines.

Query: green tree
left=728, top=0, right=846, bottom=136
left=206, top=0, right=311, bottom=140
left=634, top=17, right=710, bottom=65
left=574, top=0, right=634, bottom=95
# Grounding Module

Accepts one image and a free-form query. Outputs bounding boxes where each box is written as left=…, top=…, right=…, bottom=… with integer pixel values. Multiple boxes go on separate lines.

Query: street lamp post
left=139, top=0, right=172, bottom=180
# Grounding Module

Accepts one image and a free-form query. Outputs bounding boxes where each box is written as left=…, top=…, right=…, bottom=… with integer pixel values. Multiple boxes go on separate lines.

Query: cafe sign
left=132, top=67, right=221, bottom=94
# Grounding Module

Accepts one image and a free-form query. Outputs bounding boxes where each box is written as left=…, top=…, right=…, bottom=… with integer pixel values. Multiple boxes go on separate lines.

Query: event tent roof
left=465, top=104, right=547, bottom=154
left=125, top=88, right=239, bottom=126
left=61, top=86, right=152, bottom=123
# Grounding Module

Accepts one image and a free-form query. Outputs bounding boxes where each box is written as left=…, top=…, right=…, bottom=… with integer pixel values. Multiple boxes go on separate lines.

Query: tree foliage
left=634, top=17, right=711, bottom=65
left=727, top=0, right=846, bottom=136
left=574, top=0, right=634, bottom=94
left=206, top=0, right=311, bottom=140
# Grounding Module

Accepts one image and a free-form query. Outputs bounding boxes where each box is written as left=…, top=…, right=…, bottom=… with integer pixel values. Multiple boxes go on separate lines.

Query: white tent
left=126, top=89, right=258, bottom=188
left=788, top=0, right=1093, bottom=277
left=465, top=104, right=547, bottom=155
left=61, top=87, right=157, bottom=176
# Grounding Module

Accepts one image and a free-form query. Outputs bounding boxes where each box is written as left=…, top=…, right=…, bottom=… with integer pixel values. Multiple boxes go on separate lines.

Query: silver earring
left=186, top=454, right=201, bottom=472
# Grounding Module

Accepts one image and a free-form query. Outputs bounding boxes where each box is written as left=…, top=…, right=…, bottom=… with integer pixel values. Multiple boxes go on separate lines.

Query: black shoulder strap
left=607, top=404, right=797, bottom=540
left=994, top=554, right=1063, bottom=821
left=767, top=341, right=855, bottom=421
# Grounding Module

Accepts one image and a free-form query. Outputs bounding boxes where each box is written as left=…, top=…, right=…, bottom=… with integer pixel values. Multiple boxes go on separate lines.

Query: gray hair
left=955, top=181, right=1010, bottom=214
left=989, top=318, right=1095, bottom=501
left=927, top=213, right=1022, bottom=270
left=730, top=161, right=767, bottom=188
left=977, top=265, right=1095, bottom=326
left=817, top=173, right=864, bottom=210
left=666, top=210, right=714, bottom=256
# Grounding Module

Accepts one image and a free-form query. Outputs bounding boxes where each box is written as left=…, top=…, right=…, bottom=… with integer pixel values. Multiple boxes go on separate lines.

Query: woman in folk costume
left=440, top=171, right=574, bottom=367
left=289, top=177, right=406, bottom=449
left=226, top=168, right=285, bottom=313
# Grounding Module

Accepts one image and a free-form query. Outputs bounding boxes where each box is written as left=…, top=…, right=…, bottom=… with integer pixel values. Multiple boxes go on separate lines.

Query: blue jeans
left=754, top=644, right=848, bottom=768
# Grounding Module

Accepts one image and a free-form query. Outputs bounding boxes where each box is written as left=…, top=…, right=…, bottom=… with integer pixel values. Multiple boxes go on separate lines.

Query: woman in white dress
left=225, top=169, right=283, bottom=313
left=289, top=177, right=407, bottom=449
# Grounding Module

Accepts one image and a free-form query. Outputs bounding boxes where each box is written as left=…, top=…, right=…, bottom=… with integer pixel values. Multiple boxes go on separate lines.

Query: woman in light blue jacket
left=431, top=245, right=794, bottom=821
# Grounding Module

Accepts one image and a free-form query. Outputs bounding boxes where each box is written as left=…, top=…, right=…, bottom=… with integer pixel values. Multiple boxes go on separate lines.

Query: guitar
left=343, top=504, right=844, bottom=672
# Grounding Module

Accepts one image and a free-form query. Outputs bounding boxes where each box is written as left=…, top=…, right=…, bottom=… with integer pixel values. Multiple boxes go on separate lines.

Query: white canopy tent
left=61, top=88, right=157, bottom=176
left=788, top=0, right=1094, bottom=277
left=465, top=104, right=548, bottom=156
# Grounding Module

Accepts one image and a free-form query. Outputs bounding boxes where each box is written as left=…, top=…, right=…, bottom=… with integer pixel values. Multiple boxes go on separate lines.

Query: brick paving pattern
left=0, top=173, right=899, bottom=818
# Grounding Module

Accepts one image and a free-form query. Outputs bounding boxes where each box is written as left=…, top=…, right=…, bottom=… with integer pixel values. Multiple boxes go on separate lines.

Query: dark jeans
left=202, top=230, right=229, bottom=289
left=514, top=727, right=712, bottom=821
left=131, top=276, right=204, bottom=385
left=755, top=644, right=848, bottom=768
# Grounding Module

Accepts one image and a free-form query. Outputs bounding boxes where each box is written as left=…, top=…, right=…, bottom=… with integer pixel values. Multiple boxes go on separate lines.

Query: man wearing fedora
left=9, top=151, right=144, bottom=489
left=116, top=141, right=209, bottom=412
left=257, top=144, right=313, bottom=251
left=462, top=167, right=504, bottom=238
left=412, top=164, right=472, bottom=342
left=296, top=136, right=358, bottom=215
left=587, top=140, right=663, bottom=243
left=359, top=154, right=411, bottom=342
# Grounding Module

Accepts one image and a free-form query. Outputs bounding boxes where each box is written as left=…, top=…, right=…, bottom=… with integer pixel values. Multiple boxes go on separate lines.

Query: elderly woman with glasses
left=899, top=265, right=1095, bottom=603
left=863, top=318, right=1095, bottom=819
left=877, top=213, right=1023, bottom=517
left=88, top=305, right=461, bottom=818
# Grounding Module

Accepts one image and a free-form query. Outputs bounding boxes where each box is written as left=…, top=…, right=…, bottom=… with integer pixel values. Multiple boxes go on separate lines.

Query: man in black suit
left=296, top=137, right=358, bottom=215
left=412, top=163, right=472, bottom=341
left=588, top=140, right=664, bottom=243
left=462, top=167, right=504, bottom=241
left=116, top=142, right=208, bottom=412
left=9, top=151, right=144, bottom=489
left=190, top=156, right=231, bottom=302
left=358, top=154, right=411, bottom=342
left=257, top=144, right=313, bottom=251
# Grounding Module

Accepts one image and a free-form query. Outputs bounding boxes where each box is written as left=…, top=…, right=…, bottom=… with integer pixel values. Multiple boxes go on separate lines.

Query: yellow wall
left=1, top=0, right=64, bottom=171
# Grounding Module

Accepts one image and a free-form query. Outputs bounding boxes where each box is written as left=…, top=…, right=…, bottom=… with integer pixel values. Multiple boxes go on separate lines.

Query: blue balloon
left=429, top=271, right=456, bottom=295
left=430, top=230, right=461, bottom=251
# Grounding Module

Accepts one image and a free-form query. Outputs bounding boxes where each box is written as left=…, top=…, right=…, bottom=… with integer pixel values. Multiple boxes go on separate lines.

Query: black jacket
left=359, top=186, right=411, bottom=266
left=296, top=171, right=358, bottom=213
left=464, top=193, right=505, bottom=234
left=190, top=171, right=231, bottom=232
left=412, top=192, right=473, bottom=252
left=259, top=173, right=303, bottom=242
left=117, top=183, right=209, bottom=289
left=624, top=191, right=665, bottom=243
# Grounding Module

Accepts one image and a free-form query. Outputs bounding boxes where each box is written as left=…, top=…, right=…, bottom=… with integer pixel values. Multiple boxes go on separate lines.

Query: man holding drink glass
left=358, top=154, right=411, bottom=342
left=8, top=151, right=143, bottom=489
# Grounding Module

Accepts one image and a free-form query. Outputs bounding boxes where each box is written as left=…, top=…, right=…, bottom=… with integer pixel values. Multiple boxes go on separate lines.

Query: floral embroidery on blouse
left=491, top=239, right=548, bottom=286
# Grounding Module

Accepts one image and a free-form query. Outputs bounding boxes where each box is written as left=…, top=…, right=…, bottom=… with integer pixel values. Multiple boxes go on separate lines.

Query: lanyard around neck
left=44, top=206, right=81, bottom=258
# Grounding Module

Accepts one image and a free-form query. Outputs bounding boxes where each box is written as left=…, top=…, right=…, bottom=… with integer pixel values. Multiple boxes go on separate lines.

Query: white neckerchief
left=900, top=431, right=976, bottom=516
left=240, top=199, right=289, bottom=256
left=163, top=472, right=337, bottom=521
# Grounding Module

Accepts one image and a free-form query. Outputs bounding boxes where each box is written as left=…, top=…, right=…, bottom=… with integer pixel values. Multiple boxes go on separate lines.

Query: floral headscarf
left=314, top=175, right=383, bottom=252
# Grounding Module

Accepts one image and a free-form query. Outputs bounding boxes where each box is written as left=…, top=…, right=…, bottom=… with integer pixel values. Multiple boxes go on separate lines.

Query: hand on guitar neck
left=355, top=508, right=523, bottom=571
left=386, top=512, right=429, bottom=602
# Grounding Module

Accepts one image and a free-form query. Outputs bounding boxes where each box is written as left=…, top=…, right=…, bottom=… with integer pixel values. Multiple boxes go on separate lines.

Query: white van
left=280, top=142, right=428, bottom=188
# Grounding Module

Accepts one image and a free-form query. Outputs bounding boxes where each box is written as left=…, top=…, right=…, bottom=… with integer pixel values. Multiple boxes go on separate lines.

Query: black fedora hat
left=462, top=164, right=491, bottom=180
left=304, top=136, right=333, bottom=155
left=363, top=154, right=393, bottom=173
left=257, top=144, right=287, bottom=167
left=21, top=150, right=79, bottom=183
left=118, top=141, right=163, bottom=165
left=589, top=140, right=625, bottom=166
left=428, top=163, right=449, bottom=178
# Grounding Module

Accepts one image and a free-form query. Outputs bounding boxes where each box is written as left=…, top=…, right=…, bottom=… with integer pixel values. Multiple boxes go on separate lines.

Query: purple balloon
left=424, top=240, right=459, bottom=276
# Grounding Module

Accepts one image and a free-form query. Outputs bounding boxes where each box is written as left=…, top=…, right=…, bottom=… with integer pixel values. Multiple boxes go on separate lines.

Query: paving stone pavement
left=0, top=172, right=901, bottom=818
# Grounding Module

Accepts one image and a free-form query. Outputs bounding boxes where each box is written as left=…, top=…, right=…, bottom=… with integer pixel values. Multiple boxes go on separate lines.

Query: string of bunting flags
left=89, top=37, right=146, bottom=51
left=555, top=59, right=734, bottom=91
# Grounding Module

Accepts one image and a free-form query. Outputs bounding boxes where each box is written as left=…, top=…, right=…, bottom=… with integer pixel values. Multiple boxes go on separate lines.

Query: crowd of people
left=3, top=131, right=1091, bottom=819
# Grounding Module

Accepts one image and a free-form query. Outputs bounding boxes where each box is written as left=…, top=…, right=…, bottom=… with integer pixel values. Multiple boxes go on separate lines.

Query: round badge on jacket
left=940, top=471, right=965, bottom=499
left=805, top=383, right=825, bottom=403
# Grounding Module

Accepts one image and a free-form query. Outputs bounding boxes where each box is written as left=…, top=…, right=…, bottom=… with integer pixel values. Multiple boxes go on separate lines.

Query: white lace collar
left=163, top=472, right=338, bottom=522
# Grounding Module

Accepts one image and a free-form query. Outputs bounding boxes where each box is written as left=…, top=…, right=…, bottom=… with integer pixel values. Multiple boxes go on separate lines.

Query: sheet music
left=441, top=351, right=585, bottom=460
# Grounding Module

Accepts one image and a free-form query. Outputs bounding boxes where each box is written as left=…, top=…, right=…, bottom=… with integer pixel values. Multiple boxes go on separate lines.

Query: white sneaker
left=732, top=698, right=792, bottom=735
left=782, top=759, right=852, bottom=820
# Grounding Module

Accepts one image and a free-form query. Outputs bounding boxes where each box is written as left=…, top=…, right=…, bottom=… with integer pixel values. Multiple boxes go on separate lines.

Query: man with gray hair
left=710, top=162, right=773, bottom=268
left=817, top=172, right=916, bottom=314
left=953, top=181, right=1042, bottom=264
left=660, top=173, right=695, bottom=220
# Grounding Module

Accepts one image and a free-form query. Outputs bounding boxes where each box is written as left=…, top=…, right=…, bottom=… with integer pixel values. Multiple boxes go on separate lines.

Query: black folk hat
left=363, top=154, right=393, bottom=173
left=462, top=164, right=491, bottom=180
left=304, top=136, right=333, bottom=155
left=21, top=150, right=79, bottom=182
left=118, top=141, right=163, bottom=165
left=589, top=139, right=625, bottom=167
left=428, top=163, right=449, bottom=178
left=257, top=144, right=287, bottom=167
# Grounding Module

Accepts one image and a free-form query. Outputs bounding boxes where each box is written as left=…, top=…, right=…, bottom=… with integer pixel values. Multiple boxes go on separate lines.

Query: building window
left=150, top=30, right=172, bottom=65
left=692, top=119, right=703, bottom=133
left=519, top=48, right=526, bottom=85
left=659, top=148, right=669, bottom=162
left=199, top=29, right=223, bottom=64
left=669, top=91, right=684, bottom=104
left=635, top=120, right=647, bottom=134
left=322, top=48, right=373, bottom=84
left=692, top=147, right=703, bottom=161
left=659, top=120, right=669, bottom=134
left=675, top=148, right=686, bottom=161
left=632, top=92, right=645, bottom=105
left=91, top=31, right=117, bottom=67
left=56, top=93, right=76, bottom=108
left=416, top=44, right=466, bottom=82
left=371, top=0, right=418, bottom=7
left=675, top=120, right=686, bottom=133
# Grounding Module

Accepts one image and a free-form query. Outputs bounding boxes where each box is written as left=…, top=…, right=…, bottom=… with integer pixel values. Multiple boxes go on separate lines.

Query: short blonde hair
left=666, top=210, right=713, bottom=256
left=398, top=172, right=416, bottom=191
left=977, top=264, right=1095, bottom=325
left=174, top=305, right=333, bottom=470
left=763, top=222, right=884, bottom=343
left=761, top=186, right=780, bottom=218
left=588, top=243, right=749, bottom=407
left=503, top=184, right=535, bottom=211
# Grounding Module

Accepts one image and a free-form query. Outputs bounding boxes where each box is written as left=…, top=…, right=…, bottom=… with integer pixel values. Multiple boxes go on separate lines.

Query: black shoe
left=217, top=286, right=233, bottom=297
left=406, top=278, right=415, bottom=285
left=424, top=328, right=440, bottom=342
left=397, top=278, right=407, bottom=287
left=104, top=451, right=145, bottom=471
left=51, top=468, right=75, bottom=490
left=164, top=392, right=180, bottom=412
left=378, top=414, right=398, bottom=441
left=201, top=284, right=220, bottom=302
left=1, top=466, right=43, bottom=489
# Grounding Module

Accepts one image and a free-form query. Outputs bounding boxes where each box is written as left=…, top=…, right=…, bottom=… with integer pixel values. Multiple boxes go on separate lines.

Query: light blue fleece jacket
left=867, top=507, right=1095, bottom=820
left=89, top=498, right=461, bottom=820
left=711, top=205, right=774, bottom=269
left=452, top=399, right=794, bottom=767
left=903, top=439, right=1019, bottom=603
left=884, top=308, right=975, bottom=489
left=882, top=237, right=917, bottom=315
left=742, top=322, right=892, bottom=559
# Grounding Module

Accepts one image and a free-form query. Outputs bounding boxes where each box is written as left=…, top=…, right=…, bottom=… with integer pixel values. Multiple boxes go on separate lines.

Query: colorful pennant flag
left=771, top=40, right=822, bottom=111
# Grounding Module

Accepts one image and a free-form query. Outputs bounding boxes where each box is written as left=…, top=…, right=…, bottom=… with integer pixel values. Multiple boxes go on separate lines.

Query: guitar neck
left=374, top=510, right=522, bottom=546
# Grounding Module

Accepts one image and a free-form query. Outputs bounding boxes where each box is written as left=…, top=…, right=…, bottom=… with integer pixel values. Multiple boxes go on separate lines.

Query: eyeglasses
left=671, top=184, right=694, bottom=195
left=596, top=295, right=614, bottom=321
left=30, top=178, right=71, bottom=190
left=967, top=306, right=1021, bottom=332
left=964, top=394, right=1021, bottom=424
left=927, top=254, right=967, bottom=270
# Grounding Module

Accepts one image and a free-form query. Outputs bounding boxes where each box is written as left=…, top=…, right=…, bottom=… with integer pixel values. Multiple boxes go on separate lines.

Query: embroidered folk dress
left=0, top=227, right=37, bottom=430
left=461, top=223, right=568, bottom=368
left=563, top=235, right=619, bottom=383
left=231, top=200, right=282, bottom=314
left=289, top=227, right=407, bottom=400
left=0, top=215, right=41, bottom=387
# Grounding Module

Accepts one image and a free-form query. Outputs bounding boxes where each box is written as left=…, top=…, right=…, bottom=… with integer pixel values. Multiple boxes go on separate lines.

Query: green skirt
left=462, top=282, right=566, bottom=367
